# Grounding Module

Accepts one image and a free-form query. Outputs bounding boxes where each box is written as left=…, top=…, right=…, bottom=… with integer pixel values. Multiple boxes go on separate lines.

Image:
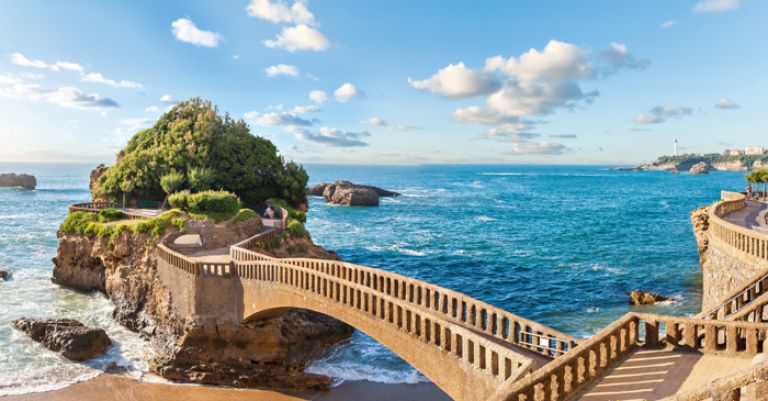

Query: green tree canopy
left=93, top=97, right=308, bottom=208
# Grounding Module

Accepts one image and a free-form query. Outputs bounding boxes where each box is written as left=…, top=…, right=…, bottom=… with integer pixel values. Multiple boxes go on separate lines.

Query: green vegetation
left=97, top=208, right=124, bottom=223
left=232, top=208, right=258, bottom=223
left=287, top=243, right=308, bottom=255
left=285, top=219, right=307, bottom=238
left=60, top=209, right=185, bottom=242
left=168, top=190, right=240, bottom=222
left=267, top=198, right=306, bottom=223
left=93, top=98, right=308, bottom=209
left=746, top=169, right=768, bottom=198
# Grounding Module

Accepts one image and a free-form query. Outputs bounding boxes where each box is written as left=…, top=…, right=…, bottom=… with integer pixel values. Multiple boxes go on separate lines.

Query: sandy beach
left=2, top=375, right=451, bottom=401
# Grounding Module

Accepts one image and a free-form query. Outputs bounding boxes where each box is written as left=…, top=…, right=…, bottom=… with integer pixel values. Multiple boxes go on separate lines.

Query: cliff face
left=690, top=205, right=710, bottom=267
left=53, top=220, right=353, bottom=390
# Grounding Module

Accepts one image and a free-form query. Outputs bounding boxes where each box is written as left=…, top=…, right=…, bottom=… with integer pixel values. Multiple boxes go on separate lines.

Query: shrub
left=233, top=208, right=258, bottom=223
left=168, top=190, right=190, bottom=210
left=285, top=219, right=307, bottom=238
left=60, top=212, right=98, bottom=233
left=97, top=208, right=124, bottom=223
left=187, top=190, right=240, bottom=216
left=188, top=167, right=215, bottom=192
left=160, top=171, right=185, bottom=195
left=171, top=217, right=187, bottom=231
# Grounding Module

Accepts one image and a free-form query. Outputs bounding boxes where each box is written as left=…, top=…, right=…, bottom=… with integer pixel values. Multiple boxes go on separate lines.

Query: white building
left=725, top=149, right=745, bottom=156
left=745, top=146, right=765, bottom=155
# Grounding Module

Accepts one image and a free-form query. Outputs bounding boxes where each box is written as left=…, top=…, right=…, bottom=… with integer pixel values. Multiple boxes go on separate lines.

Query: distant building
left=725, top=149, right=745, bottom=156
left=745, top=146, right=765, bottom=155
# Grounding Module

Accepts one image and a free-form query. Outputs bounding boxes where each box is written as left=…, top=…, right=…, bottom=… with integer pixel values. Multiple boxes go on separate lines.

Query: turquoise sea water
left=0, top=162, right=748, bottom=391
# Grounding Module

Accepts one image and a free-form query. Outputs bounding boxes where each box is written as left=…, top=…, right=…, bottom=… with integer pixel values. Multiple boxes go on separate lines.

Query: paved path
left=723, top=200, right=768, bottom=233
left=576, top=348, right=752, bottom=401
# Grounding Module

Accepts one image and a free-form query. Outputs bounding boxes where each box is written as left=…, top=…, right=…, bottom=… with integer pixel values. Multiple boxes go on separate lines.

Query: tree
left=94, top=98, right=308, bottom=209
left=160, top=171, right=185, bottom=194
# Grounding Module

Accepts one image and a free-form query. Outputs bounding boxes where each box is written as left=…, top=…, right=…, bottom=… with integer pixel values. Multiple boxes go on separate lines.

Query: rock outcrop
left=691, top=205, right=711, bottom=266
left=689, top=162, right=710, bottom=174
left=52, top=214, right=353, bottom=390
left=12, top=318, right=111, bottom=361
left=309, top=181, right=400, bottom=206
left=0, top=173, right=36, bottom=190
left=0, top=270, right=10, bottom=281
left=629, top=290, right=673, bottom=305
left=89, top=165, right=109, bottom=200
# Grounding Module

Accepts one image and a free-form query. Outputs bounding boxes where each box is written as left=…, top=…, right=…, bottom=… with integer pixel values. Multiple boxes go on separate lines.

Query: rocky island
left=0, top=173, right=36, bottom=189
left=49, top=99, right=353, bottom=390
left=308, top=180, right=400, bottom=206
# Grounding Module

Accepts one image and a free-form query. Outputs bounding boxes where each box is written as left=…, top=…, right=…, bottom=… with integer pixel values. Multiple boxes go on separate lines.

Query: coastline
left=1, top=374, right=451, bottom=401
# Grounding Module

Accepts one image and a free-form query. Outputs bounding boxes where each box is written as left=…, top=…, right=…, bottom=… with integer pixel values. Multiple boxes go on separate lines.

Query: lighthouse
left=674, top=138, right=678, bottom=157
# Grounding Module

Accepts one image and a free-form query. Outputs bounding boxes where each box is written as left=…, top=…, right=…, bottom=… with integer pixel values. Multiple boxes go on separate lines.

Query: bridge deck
left=575, top=348, right=752, bottom=401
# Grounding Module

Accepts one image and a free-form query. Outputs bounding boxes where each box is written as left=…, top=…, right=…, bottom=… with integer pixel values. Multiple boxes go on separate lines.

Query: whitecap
left=474, top=216, right=497, bottom=222
left=586, top=307, right=600, bottom=313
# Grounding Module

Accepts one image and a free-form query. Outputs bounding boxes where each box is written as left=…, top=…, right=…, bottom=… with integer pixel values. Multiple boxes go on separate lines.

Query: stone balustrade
left=157, top=243, right=233, bottom=276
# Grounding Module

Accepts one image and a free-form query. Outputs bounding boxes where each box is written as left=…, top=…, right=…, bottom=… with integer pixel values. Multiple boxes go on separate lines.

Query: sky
left=0, top=0, right=766, bottom=165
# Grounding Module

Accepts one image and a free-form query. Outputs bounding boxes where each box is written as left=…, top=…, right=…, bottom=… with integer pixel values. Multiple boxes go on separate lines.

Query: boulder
left=12, top=318, right=112, bottom=361
left=0, top=173, right=36, bottom=190
left=311, top=181, right=400, bottom=207
left=629, top=290, right=673, bottom=305
left=689, top=162, right=710, bottom=175
left=0, top=270, right=10, bottom=281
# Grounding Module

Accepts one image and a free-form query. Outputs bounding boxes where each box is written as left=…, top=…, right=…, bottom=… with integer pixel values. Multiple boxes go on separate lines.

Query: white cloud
left=389, top=124, right=421, bottom=132
left=171, top=18, right=223, bottom=48
left=508, top=141, right=569, bottom=155
left=264, top=24, right=329, bottom=52
left=0, top=83, right=46, bottom=101
left=549, top=133, right=577, bottom=139
left=660, top=20, right=679, bottom=28
left=309, top=90, right=327, bottom=104
left=288, top=126, right=370, bottom=147
left=246, top=0, right=315, bottom=24
left=160, top=95, right=176, bottom=104
left=484, top=40, right=591, bottom=82
left=146, top=105, right=160, bottom=112
left=452, top=106, right=531, bottom=133
left=10, top=53, right=84, bottom=72
left=334, top=83, right=362, bottom=103
left=715, top=98, right=739, bottom=109
left=633, top=104, right=693, bottom=125
left=46, top=87, right=120, bottom=110
left=361, top=117, right=387, bottom=126
left=291, top=104, right=321, bottom=114
left=409, top=62, right=500, bottom=98
left=82, top=72, right=143, bottom=89
left=488, top=80, right=597, bottom=117
left=244, top=111, right=313, bottom=126
left=693, top=0, right=740, bottom=13
left=598, top=42, right=650, bottom=76
left=112, top=118, right=153, bottom=144
left=265, top=64, right=299, bottom=77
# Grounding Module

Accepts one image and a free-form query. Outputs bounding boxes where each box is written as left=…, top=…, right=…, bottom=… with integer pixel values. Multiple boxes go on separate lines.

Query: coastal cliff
left=52, top=216, right=353, bottom=390
left=621, top=153, right=768, bottom=172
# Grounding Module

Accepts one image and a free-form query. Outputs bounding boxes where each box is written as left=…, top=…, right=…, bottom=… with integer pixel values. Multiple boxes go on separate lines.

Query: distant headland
left=616, top=149, right=768, bottom=173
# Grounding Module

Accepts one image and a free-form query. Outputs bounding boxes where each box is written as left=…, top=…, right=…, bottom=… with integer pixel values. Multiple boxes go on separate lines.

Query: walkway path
left=576, top=348, right=752, bottom=401
left=723, top=200, right=768, bottom=233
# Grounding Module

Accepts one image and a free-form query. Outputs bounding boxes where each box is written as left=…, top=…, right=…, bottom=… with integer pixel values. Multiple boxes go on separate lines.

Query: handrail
left=230, top=231, right=577, bottom=358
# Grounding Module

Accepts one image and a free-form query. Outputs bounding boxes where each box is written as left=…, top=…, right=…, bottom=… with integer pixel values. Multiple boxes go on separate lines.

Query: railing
left=68, top=201, right=115, bottom=213
left=230, top=230, right=577, bottom=359
left=496, top=312, right=768, bottom=401
left=697, top=267, right=768, bottom=320
left=157, top=243, right=233, bottom=277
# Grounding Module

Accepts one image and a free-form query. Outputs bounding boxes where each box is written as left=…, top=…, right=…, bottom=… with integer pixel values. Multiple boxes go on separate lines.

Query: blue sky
left=0, top=0, right=765, bottom=165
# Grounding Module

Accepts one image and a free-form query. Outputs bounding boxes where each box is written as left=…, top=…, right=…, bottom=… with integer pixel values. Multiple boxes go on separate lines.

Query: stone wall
left=701, top=246, right=768, bottom=311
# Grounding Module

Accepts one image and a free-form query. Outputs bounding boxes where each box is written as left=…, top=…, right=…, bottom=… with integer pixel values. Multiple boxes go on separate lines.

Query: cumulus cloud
left=598, top=42, right=650, bottom=76
left=171, top=18, right=223, bottom=47
left=288, top=126, right=370, bottom=147
left=488, top=80, right=598, bottom=117
left=265, top=64, right=299, bottom=77
left=160, top=95, right=176, bottom=104
left=46, top=87, right=119, bottom=110
left=0, top=83, right=46, bottom=101
left=246, top=0, right=315, bottom=24
left=715, top=98, right=739, bottom=109
left=484, top=40, right=592, bottom=82
left=244, top=111, right=313, bottom=127
left=292, top=104, right=321, bottom=114
left=309, top=90, right=327, bottom=104
left=693, top=0, right=740, bottom=13
left=10, top=53, right=84, bottom=72
left=264, top=24, right=329, bottom=52
left=361, top=117, right=387, bottom=126
left=452, top=106, right=531, bottom=132
left=334, top=83, right=362, bottom=103
left=409, top=62, right=500, bottom=98
left=82, top=72, right=143, bottom=89
left=660, top=20, right=679, bottom=28
left=633, top=104, right=693, bottom=125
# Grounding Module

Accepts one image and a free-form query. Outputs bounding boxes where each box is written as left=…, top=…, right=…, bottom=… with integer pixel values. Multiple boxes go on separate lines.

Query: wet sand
left=2, top=375, right=451, bottom=401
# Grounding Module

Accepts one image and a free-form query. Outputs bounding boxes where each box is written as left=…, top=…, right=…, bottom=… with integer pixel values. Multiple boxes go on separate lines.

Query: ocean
left=0, top=162, right=747, bottom=393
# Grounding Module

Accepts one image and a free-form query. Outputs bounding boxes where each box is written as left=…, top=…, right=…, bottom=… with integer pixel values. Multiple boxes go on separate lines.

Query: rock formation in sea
left=628, top=290, right=672, bottom=305
left=308, top=180, right=400, bottom=206
left=688, top=162, right=710, bottom=174
left=0, top=173, right=36, bottom=190
left=0, top=270, right=10, bottom=281
left=12, top=318, right=112, bottom=361
left=52, top=212, right=352, bottom=390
